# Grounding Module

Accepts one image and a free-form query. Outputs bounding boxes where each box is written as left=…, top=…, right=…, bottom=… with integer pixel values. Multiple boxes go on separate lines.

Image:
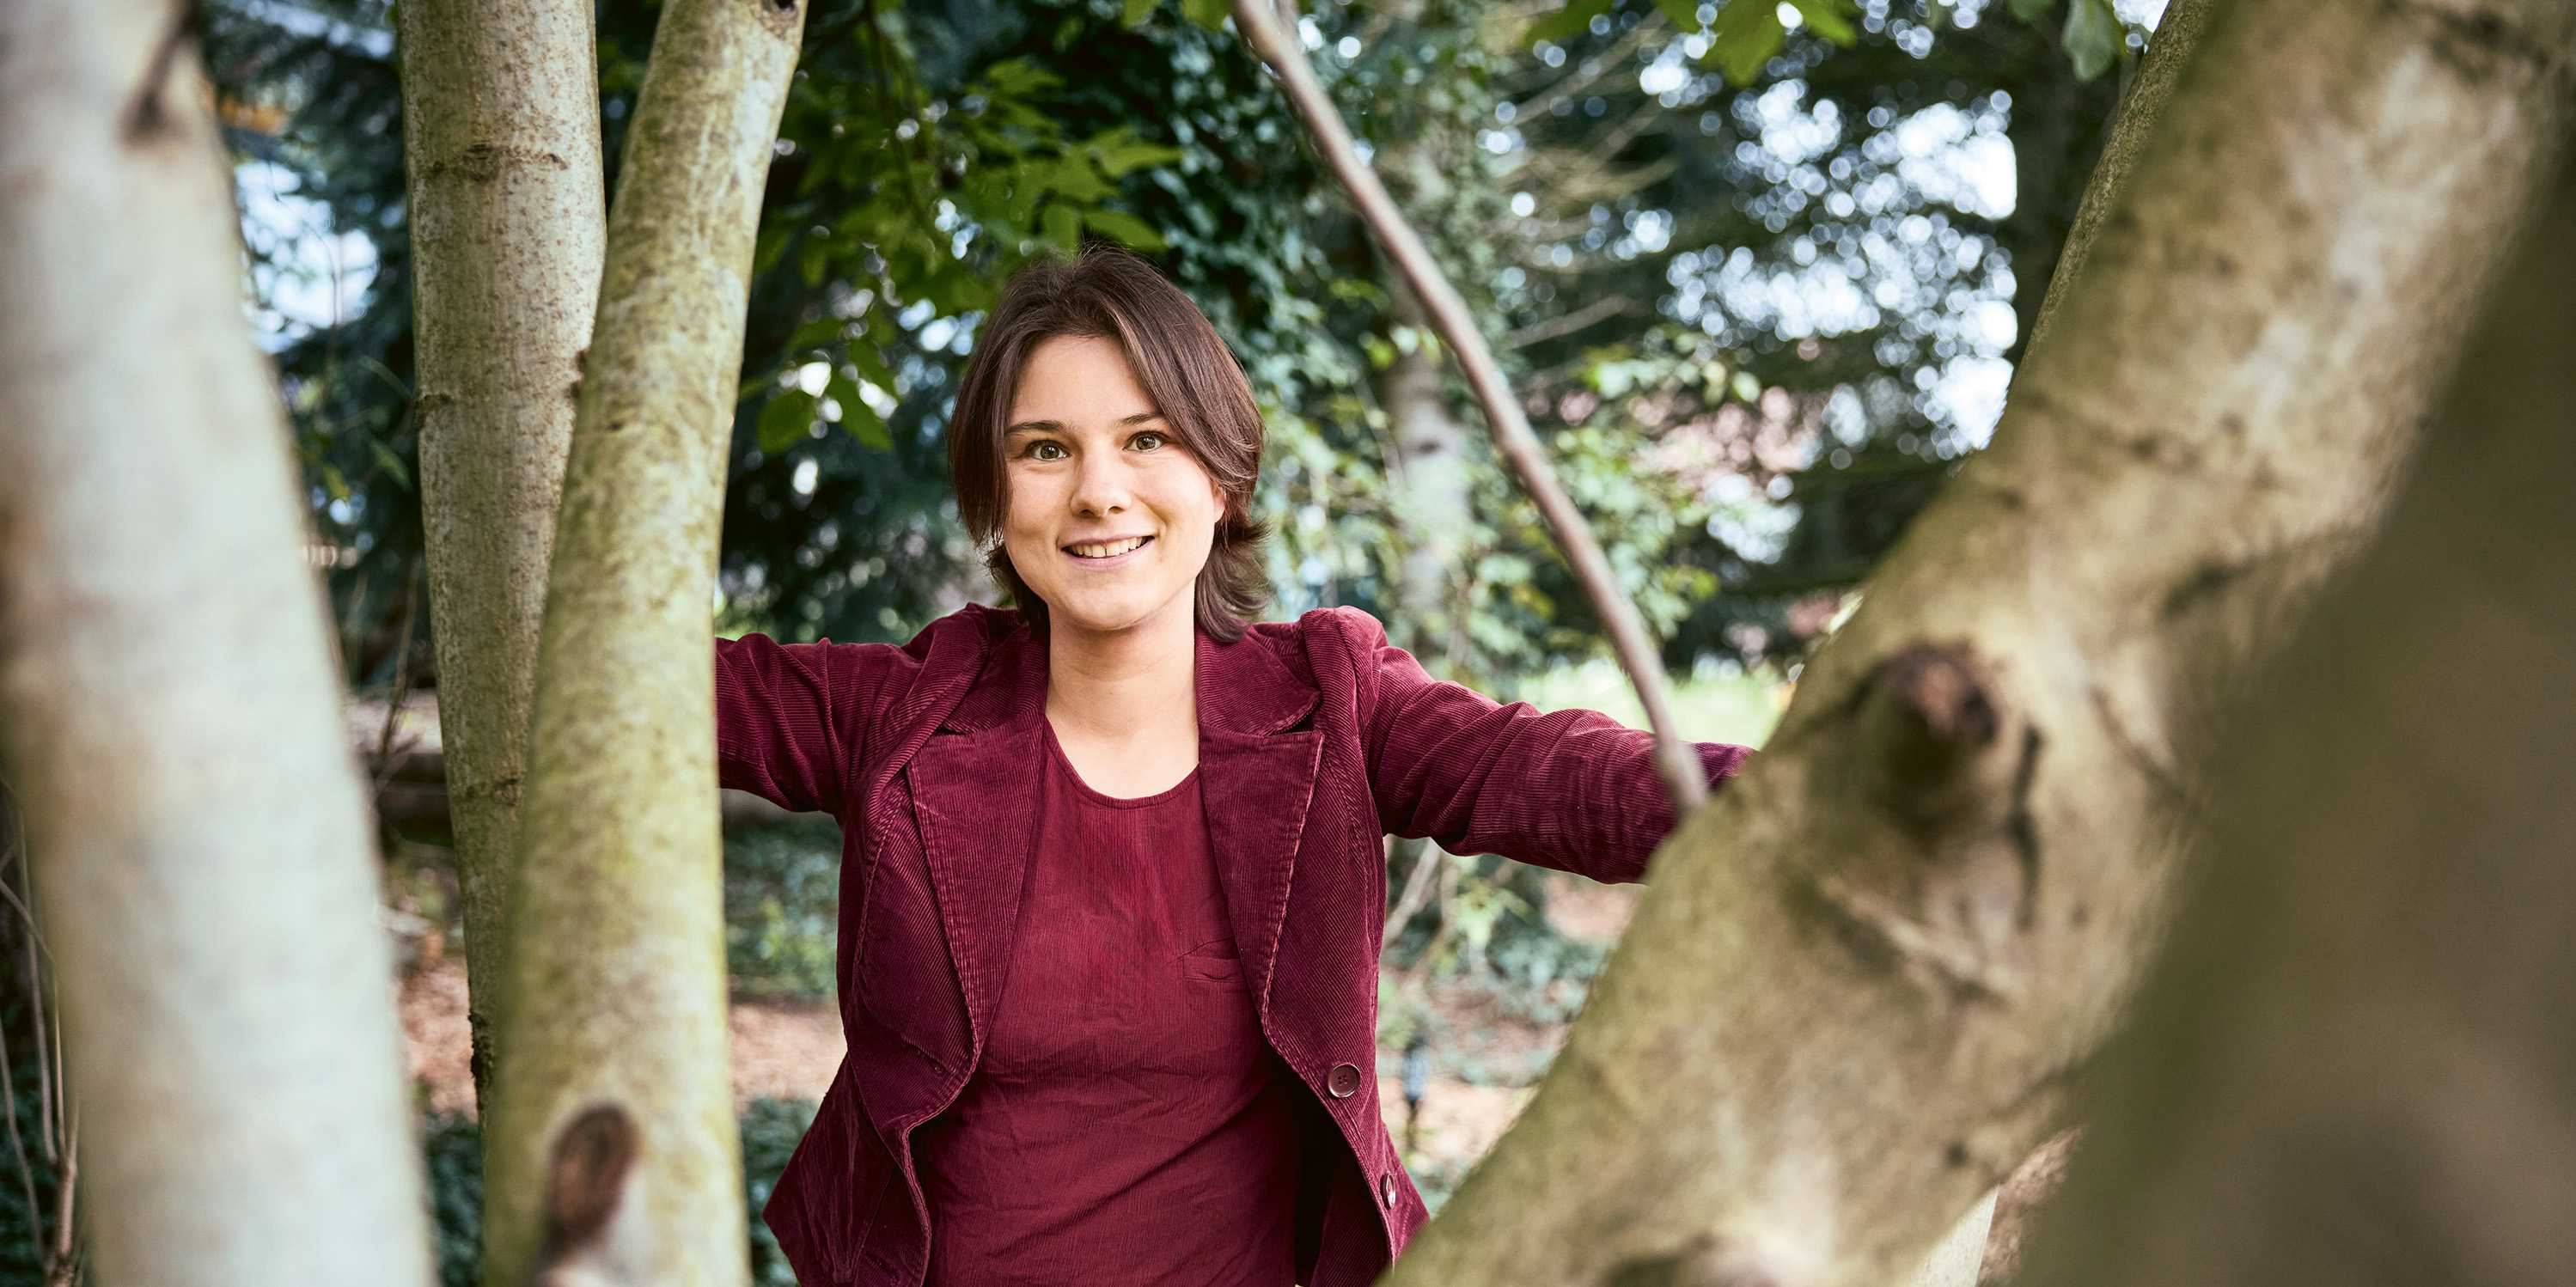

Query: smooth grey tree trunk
left=397, top=0, right=609, bottom=1125
left=476, top=0, right=806, bottom=1282
left=0, top=3, right=434, bottom=1283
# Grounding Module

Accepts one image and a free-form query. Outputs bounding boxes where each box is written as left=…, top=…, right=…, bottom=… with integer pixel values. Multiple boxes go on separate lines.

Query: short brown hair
left=948, top=243, right=1273, bottom=641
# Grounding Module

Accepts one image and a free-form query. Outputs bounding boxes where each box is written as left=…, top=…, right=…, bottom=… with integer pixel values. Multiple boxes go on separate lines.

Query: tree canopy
left=213, top=0, right=2146, bottom=686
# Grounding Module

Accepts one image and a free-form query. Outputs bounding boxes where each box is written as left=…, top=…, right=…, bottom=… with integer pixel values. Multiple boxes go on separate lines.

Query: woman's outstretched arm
left=1326, top=605, right=1751, bottom=884
left=711, top=632, right=900, bottom=818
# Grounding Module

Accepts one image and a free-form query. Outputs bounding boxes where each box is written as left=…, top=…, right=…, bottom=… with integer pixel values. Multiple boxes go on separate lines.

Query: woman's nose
left=1070, top=454, right=1136, bottom=515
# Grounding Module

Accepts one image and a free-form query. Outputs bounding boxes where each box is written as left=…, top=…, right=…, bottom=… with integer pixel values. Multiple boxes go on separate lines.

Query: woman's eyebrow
left=1004, top=411, right=1165, bottom=436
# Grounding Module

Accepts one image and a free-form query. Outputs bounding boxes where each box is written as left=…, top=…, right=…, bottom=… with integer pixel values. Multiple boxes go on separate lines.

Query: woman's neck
left=1041, top=599, right=1198, bottom=743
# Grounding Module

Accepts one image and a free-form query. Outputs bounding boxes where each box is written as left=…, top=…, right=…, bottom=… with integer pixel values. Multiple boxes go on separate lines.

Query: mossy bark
left=396, top=0, right=607, bottom=1127
left=1379, top=1, right=2576, bottom=1283
left=0, top=3, right=433, bottom=1283
left=477, top=0, right=806, bottom=1283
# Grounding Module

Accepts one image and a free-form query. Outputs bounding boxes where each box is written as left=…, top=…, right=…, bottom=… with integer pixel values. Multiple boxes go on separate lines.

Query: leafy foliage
left=210, top=0, right=2148, bottom=678
left=723, top=818, right=845, bottom=1003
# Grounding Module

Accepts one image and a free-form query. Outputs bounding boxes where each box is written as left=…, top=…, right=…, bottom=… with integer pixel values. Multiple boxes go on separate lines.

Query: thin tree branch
left=1383, top=836, right=1445, bottom=943
left=1505, top=20, right=1658, bottom=122
left=1503, top=292, right=1646, bottom=349
left=1236, top=0, right=1709, bottom=812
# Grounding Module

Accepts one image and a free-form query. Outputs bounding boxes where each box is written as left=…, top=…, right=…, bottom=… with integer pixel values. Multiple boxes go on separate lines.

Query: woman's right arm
left=713, top=632, right=894, bottom=818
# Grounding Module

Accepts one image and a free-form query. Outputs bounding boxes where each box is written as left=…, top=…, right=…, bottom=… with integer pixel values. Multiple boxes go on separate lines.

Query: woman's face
left=1000, top=333, right=1229, bottom=639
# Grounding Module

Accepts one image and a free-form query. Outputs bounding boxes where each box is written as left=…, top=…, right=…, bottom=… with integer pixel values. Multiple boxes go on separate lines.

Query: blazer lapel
left=906, top=618, right=1047, bottom=1062
left=1199, top=727, right=1322, bottom=1015
left=1194, top=625, right=1324, bottom=1017
left=908, top=613, right=1326, bottom=1053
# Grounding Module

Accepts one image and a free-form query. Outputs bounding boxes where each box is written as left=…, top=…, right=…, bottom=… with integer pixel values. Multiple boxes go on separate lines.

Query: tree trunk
left=0, top=5, right=433, bottom=1284
left=2021, top=150, right=2576, bottom=1287
left=396, top=0, right=608, bottom=1127
left=1378, top=0, right=2576, bottom=1283
left=1381, top=271, right=1475, bottom=662
left=1914, top=9, right=2216, bottom=1278
left=475, top=0, right=805, bottom=1281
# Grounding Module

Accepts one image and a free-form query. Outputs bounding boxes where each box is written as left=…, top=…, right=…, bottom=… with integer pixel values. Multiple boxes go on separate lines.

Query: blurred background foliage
left=0, top=0, right=2171, bottom=1259
left=208, top=0, right=2151, bottom=684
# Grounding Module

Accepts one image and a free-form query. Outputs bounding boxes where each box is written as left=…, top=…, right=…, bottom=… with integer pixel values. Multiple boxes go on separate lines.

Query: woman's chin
left=1044, top=588, right=1187, bottom=637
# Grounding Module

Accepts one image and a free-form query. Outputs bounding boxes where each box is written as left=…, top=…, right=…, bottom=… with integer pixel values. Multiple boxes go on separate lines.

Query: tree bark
left=0, top=4, right=433, bottom=1284
left=1376, top=0, right=2576, bottom=1283
left=396, top=0, right=608, bottom=1128
left=2020, top=0, right=2215, bottom=357
left=476, top=0, right=805, bottom=1282
left=1380, top=272, right=1475, bottom=662
left=2021, top=151, right=2576, bottom=1287
left=1914, top=9, right=2218, bottom=1278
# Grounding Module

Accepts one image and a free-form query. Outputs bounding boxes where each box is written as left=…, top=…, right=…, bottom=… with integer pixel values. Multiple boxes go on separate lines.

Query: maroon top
left=910, top=717, right=1303, bottom=1287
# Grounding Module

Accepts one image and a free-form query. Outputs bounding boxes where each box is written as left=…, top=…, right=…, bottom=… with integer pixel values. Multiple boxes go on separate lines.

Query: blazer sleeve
left=1328, top=605, right=1751, bottom=884
left=712, top=632, right=896, bottom=819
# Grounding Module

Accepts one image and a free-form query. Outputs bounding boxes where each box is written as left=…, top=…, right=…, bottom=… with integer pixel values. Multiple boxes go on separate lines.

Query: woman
left=715, top=245, right=1750, bottom=1287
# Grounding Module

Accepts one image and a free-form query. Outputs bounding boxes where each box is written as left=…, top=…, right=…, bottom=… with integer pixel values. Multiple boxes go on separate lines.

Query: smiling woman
left=713, top=242, right=1752, bottom=1287
left=947, top=245, right=1273, bottom=641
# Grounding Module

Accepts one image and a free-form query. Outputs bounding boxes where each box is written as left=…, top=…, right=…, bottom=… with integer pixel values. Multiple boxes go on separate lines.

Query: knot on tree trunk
left=1790, top=640, right=2047, bottom=1002
left=524, top=1102, right=643, bottom=1287
left=1856, top=642, right=2021, bottom=842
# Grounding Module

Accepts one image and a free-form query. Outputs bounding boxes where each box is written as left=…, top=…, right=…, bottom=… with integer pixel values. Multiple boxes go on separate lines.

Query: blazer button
left=1380, top=1171, right=1398, bottom=1208
left=1327, top=1062, right=1364, bottom=1098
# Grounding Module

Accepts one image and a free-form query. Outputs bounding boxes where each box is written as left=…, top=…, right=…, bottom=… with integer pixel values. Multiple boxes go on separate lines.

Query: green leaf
left=1035, top=155, right=1113, bottom=204
left=925, top=259, right=997, bottom=314
left=1706, top=0, right=1786, bottom=85
left=1790, top=0, right=1857, bottom=44
left=1121, top=0, right=1158, bottom=27
left=1528, top=0, right=1615, bottom=47
left=1654, top=0, right=1702, bottom=34
left=1324, top=277, right=1390, bottom=307
left=827, top=374, right=893, bottom=450
left=975, top=58, right=1061, bottom=100
left=847, top=338, right=896, bottom=391
left=2007, top=0, right=2058, bottom=21
left=2063, top=0, right=2121, bottom=80
left=1179, top=0, right=1228, bottom=32
left=1042, top=201, right=1082, bottom=247
left=370, top=441, right=412, bottom=491
left=1084, top=125, right=1187, bottom=178
left=758, top=390, right=816, bottom=454
left=1082, top=207, right=1168, bottom=252
left=789, top=318, right=845, bottom=350
left=753, top=224, right=791, bottom=279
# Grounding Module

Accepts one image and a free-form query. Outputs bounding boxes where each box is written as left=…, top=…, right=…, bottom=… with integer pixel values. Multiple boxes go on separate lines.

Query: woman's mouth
left=1062, top=534, right=1154, bottom=569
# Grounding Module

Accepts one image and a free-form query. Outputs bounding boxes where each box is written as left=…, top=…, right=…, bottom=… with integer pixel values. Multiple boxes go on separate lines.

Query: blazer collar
left=907, top=606, right=1326, bottom=1057
left=936, top=608, right=1320, bottom=737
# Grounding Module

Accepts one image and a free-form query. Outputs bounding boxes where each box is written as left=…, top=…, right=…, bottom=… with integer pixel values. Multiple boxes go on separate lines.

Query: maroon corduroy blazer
left=713, top=601, right=1751, bottom=1287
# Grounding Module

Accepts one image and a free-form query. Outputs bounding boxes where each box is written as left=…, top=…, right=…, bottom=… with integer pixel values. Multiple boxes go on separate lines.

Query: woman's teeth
left=1068, top=536, right=1151, bottom=558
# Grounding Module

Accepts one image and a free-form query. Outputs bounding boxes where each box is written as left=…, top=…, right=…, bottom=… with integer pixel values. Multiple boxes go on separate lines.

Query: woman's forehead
left=1010, top=334, right=1145, bottom=408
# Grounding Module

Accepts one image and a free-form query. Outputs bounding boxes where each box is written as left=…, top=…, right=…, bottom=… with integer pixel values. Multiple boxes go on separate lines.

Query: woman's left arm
left=1324, top=606, right=1752, bottom=884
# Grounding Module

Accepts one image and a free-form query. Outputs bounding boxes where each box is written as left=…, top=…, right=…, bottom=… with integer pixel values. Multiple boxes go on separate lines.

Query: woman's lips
left=1062, top=534, right=1154, bottom=569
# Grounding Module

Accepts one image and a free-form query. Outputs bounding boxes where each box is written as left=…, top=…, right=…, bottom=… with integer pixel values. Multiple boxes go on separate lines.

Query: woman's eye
left=1026, top=441, right=1066, bottom=461
left=1131, top=431, right=1166, bottom=451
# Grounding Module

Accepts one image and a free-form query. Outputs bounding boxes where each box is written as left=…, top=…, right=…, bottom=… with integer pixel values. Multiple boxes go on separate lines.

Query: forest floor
left=394, top=871, right=1639, bottom=1192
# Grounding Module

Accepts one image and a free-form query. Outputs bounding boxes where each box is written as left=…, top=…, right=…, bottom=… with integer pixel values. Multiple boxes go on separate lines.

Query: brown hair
left=948, top=243, right=1273, bottom=642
